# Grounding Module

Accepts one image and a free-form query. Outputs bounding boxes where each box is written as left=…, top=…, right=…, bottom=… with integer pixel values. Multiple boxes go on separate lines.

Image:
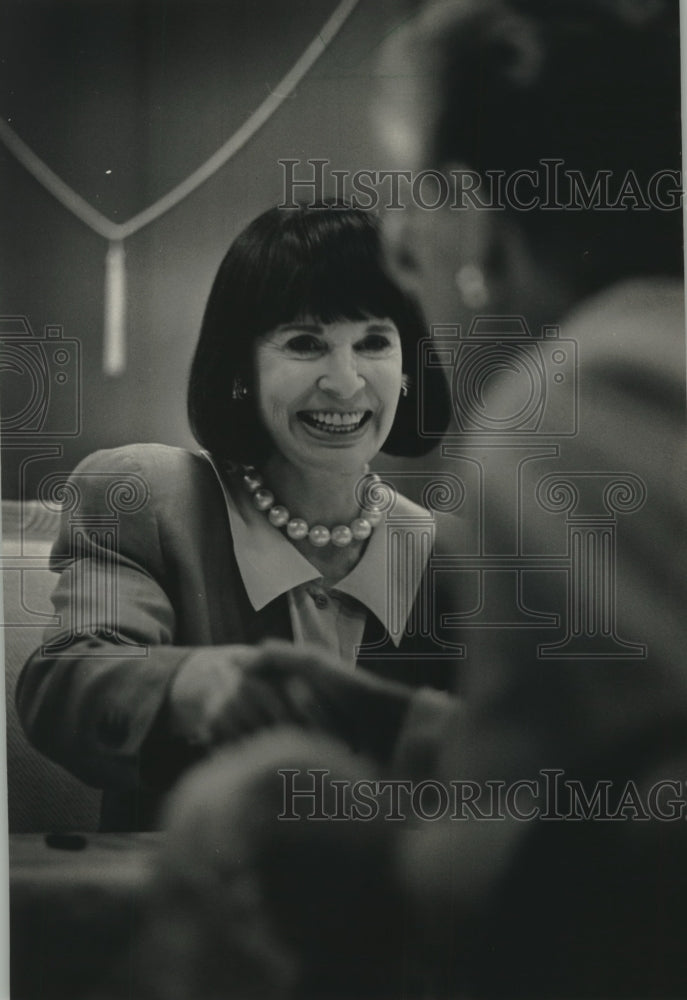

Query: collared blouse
left=207, top=455, right=434, bottom=668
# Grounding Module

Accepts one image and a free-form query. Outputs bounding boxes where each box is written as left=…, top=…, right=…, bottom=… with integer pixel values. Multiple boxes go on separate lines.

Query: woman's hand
left=165, top=640, right=417, bottom=761
left=167, top=644, right=328, bottom=750
left=246, top=640, right=416, bottom=761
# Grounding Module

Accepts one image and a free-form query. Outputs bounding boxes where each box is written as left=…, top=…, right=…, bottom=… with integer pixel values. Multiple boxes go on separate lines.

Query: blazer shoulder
left=73, top=443, right=205, bottom=482
left=389, top=492, right=469, bottom=554
left=432, top=510, right=471, bottom=557
left=390, top=491, right=435, bottom=523
left=65, top=444, right=220, bottom=523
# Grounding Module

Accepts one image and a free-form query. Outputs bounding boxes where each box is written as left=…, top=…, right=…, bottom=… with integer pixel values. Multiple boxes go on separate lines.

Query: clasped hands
left=168, top=640, right=412, bottom=761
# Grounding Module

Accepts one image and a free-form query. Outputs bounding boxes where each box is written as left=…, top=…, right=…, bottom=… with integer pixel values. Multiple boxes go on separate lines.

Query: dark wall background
left=0, top=0, right=416, bottom=499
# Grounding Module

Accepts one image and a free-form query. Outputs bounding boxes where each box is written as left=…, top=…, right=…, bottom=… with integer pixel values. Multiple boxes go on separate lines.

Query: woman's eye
left=285, top=335, right=324, bottom=354
left=358, top=334, right=392, bottom=353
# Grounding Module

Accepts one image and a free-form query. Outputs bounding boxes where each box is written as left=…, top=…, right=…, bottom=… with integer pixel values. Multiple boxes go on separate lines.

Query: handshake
left=165, top=640, right=418, bottom=765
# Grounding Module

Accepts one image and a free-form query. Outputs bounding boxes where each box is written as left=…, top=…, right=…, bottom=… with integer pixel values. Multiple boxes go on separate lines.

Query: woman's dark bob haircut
left=188, top=202, right=450, bottom=463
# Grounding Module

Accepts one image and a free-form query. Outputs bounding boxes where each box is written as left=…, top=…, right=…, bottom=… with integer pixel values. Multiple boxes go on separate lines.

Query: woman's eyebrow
left=274, top=322, right=323, bottom=334
left=364, top=321, right=396, bottom=333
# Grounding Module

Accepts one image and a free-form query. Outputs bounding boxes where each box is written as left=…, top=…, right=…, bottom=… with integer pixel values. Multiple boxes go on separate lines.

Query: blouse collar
left=203, top=453, right=433, bottom=646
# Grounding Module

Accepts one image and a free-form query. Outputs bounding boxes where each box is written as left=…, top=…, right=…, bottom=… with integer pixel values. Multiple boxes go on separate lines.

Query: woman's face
left=254, top=317, right=403, bottom=475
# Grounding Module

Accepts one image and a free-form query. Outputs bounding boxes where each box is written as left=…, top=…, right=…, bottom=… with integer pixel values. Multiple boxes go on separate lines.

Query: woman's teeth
left=300, top=410, right=368, bottom=433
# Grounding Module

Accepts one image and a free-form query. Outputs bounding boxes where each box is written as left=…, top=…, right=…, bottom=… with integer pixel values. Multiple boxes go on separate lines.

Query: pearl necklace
left=240, top=466, right=383, bottom=548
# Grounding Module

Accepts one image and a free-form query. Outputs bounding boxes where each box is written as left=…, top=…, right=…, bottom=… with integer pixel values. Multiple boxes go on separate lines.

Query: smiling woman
left=188, top=203, right=448, bottom=463
left=17, top=203, right=456, bottom=831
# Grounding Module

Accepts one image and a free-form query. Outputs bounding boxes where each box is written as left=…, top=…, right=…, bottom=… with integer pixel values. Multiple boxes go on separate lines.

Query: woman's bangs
left=255, top=235, right=405, bottom=331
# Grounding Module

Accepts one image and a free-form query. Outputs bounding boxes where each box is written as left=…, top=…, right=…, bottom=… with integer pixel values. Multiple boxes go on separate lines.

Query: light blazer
left=17, top=444, right=463, bottom=830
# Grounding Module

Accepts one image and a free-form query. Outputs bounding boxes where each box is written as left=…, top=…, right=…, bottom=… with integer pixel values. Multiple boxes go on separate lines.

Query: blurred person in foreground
left=373, top=0, right=687, bottom=996
left=131, top=2, right=687, bottom=998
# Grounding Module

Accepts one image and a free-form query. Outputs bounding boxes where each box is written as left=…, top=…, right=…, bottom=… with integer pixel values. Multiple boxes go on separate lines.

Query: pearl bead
left=309, top=525, right=331, bottom=547
left=243, top=472, right=263, bottom=493
left=287, top=518, right=309, bottom=540
left=240, top=465, right=380, bottom=549
left=253, top=488, right=274, bottom=511
left=364, top=508, right=383, bottom=526
left=331, top=525, right=353, bottom=547
left=268, top=505, right=289, bottom=527
left=351, top=518, right=372, bottom=540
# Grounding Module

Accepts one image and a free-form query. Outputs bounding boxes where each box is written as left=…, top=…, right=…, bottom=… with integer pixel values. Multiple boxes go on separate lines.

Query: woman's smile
left=297, top=409, right=372, bottom=434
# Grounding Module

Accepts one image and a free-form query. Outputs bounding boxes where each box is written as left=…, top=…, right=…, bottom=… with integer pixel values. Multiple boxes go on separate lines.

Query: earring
left=231, top=376, right=250, bottom=401
left=455, top=264, right=488, bottom=310
left=400, top=373, right=411, bottom=398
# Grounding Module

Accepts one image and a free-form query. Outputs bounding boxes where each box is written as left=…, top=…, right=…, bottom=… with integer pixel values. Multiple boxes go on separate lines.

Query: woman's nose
left=317, top=348, right=365, bottom=397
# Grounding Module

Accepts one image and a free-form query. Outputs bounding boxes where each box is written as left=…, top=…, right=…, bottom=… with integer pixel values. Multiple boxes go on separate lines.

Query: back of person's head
left=382, top=0, right=682, bottom=295
left=188, top=202, right=450, bottom=463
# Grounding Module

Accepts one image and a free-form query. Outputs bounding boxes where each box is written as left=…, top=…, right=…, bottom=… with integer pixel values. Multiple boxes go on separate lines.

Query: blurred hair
left=398, top=0, right=683, bottom=293
left=188, top=203, right=450, bottom=463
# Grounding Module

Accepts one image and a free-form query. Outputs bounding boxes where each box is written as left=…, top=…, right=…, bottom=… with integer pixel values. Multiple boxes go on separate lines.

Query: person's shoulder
left=568, top=277, right=684, bottom=380
left=390, top=492, right=469, bottom=554
left=73, top=443, right=207, bottom=483
left=390, top=491, right=435, bottom=523
left=432, top=511, right=470, bottom=556
left=68, top=444, right=217, bottom=516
